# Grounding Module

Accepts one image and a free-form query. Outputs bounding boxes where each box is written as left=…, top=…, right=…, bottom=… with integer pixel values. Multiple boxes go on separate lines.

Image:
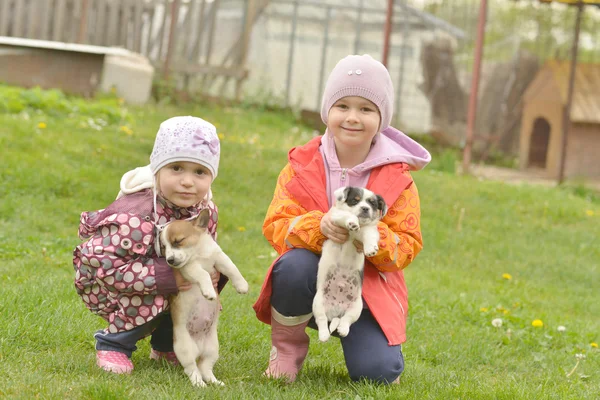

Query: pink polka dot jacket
left=73, top=189, right=218, bottom=334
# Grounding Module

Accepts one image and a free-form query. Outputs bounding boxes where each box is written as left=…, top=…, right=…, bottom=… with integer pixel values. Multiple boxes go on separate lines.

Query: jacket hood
left=375, top=126, right=431, bottom=171
left=320, top=126, right=431, bottom=174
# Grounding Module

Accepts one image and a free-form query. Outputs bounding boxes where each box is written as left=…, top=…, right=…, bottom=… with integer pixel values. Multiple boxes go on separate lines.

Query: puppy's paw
left=346, top=220, right=359, bottom=232
left=318, top=329, right=331, bottom=342
left=364, top=244, right=379, bottom=257
left=202, top=287, right=218, bottom=301
left=208, top=378, right=224, bottom=386
left=189, top=372, right=206, bottom=387
left=337, top=324, right=350, bottom=337
left=234, top=279, right=249, bottom=294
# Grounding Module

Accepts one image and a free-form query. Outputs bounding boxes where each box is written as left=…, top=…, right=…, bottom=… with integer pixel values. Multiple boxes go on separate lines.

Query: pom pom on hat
left=150, top=116, right=220, bottom=179
left=320, top=54, right=395, bottom=131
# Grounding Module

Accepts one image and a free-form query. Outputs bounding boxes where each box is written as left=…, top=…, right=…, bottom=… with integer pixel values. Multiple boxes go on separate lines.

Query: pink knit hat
left=320, top=54, right=395, bottom=131
left=150, top=116, right=220, bottom=179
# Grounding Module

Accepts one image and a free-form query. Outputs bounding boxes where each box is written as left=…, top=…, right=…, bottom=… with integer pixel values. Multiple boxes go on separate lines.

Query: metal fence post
left=316, top=6, right=332, bottom=109
left=462, top=0, right=488, bottom=175
left=285, top=0, right=299, bottom=107
left=558, top=2, right=584, bottom=184
left=382, top=0, right=394, bottom=67
left=395, top=1, right=408, bottom=127
left=353, top=0, right=363, bottom=54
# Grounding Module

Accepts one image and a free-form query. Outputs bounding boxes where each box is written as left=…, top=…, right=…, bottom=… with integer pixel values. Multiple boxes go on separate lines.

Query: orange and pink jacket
left=253, top=127, right=431, bottom=345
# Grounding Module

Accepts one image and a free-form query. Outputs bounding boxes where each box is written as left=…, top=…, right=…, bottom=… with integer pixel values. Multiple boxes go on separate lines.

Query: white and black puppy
left=313, top=186, right=387, bottom=342
left=160, top=208, right=249, bottom=387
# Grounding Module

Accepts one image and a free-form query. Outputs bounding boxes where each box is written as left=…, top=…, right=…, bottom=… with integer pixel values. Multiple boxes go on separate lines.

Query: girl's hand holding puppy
left=174, top=269, right=220, bottom=292
left=320, top=210, right=349, bottom=244
left=321, top=211, right=364, bottom=253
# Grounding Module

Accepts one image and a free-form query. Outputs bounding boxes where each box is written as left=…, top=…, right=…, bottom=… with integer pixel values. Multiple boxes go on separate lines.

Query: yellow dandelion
left=503, top=309, right=510, bottom=315
left=237, top=226, right=246, bottom=232
left=479, top=307, right=488, bottom=312
left=118, top=98, right=125, bottom=105
left=37, top=122, right=47, bottom=129
left=119, top=126, right=133, bottom=135
left=502, top=273, right=512, bottom=280
left=585, top=210, right=594, bottom=217
left=532, top=319, right=544, bottom=328
left=218, top=133, right=224, bottom=140
left=591, top=342, right=598, bottom=348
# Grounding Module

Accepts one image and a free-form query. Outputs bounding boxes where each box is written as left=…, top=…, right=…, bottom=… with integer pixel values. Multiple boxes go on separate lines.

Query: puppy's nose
left=167, top=256, right=175, bottom=265
left=361, top=206, right=370, bottom=213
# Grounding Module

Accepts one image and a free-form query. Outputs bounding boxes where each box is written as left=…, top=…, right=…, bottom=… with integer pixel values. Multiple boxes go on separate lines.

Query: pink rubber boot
left=264, top=317, right=310, bottom=382
left=149, top=349, right=180, bottom=366
left=96, top=350, right=133, bottom=374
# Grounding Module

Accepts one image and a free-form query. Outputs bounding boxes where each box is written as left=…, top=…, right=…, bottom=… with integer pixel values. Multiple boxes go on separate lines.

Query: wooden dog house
left=520, top=60, right=600, bottom=179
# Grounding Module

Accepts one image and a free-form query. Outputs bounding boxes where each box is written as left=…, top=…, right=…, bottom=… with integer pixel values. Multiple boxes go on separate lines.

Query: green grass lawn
left=0, top=87, right=598, bottom=399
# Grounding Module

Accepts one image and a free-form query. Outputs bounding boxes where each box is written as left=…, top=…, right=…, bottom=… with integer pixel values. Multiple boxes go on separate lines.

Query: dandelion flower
left=119, top=126, right=133, bottom=135
left=218, top=133, right=225, bottom=140
left=502, top=273, right=512, bottom=280
left=237, top=226, right=246, bottom=232
left=557, top=326, right=566, bottom=332
left=567, top=354, right=586, bottom=377
left=491, top=318, right=503, bottom=328
left=37, top=122, right=47, bottom=129
left=591, top=342, right=598, bottom=348
left=532, top=319, right=544, bottom=328
left=479, top=307, right=488, bottom=312
left=585, top=210, right=594, bottom=217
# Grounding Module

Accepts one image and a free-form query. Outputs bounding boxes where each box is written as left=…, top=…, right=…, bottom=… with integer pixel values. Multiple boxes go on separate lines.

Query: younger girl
left=253, top=55, right=431, bottom=384
left=73, top=116, right=223, bottom=374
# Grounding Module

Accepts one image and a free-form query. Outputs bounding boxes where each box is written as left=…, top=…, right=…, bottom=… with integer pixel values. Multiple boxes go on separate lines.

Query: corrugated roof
left=547, top=60, right=600, bottom=124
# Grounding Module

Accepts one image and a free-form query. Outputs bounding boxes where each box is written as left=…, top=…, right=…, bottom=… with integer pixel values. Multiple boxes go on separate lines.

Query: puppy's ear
left=345, top=187, right=363, bottom=204
left=376, top=195, right=388, bottom=218
left=194, top=208, right=211, bottom=229
left=334, top=187, right=352, bottom=202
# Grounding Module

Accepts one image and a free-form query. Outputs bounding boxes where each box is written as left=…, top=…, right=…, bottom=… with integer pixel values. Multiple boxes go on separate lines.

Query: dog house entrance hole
left=528, top=117, right=550, bottom=168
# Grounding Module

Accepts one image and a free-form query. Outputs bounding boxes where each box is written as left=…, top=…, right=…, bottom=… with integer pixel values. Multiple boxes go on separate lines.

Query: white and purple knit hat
left=320, top=54, right=395, bottom=131
left=150, top=116, right=220, bottom=179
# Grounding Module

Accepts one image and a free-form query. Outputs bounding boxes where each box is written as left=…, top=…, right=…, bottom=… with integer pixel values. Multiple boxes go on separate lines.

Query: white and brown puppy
left=160, top=208, right=249, bottom=387
left=313, top=186, right=387, bottom=342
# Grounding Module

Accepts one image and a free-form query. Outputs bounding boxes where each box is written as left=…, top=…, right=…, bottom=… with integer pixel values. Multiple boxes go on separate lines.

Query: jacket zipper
left=341, top=168, right=347, bottom=181
left=379, top=272, right=405, bottom=316
left=393, top=293, right=406, bottom=316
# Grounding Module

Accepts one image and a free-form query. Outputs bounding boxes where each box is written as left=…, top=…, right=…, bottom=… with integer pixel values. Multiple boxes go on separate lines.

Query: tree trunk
left=475, top=49, right=539, bottom=158
left=419, top=37, right=468, bottom=147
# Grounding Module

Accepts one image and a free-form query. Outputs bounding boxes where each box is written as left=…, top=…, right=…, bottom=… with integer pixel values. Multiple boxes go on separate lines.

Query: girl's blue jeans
left=271, top=248, right=404, bottom=384
left=94, top=312, right=173, bottom=358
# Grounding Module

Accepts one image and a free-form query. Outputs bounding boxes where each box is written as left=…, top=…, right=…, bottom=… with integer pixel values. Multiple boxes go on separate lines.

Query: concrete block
left=100, top=52, right=154, bottom=105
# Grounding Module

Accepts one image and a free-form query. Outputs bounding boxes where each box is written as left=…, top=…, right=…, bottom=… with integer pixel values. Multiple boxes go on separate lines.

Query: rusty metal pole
left=462, top=0, right=488, bottom=175
left=77, top=0, right=89, bottom=44
left=558, top=2, right=583, bottom=184
left=164, top=0, right=181, bottom=81
left=382, top=0, right=394, bottom=67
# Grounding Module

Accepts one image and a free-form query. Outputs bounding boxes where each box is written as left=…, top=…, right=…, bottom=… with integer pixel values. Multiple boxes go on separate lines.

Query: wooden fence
left=0, top=0, right=270, bottom=99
